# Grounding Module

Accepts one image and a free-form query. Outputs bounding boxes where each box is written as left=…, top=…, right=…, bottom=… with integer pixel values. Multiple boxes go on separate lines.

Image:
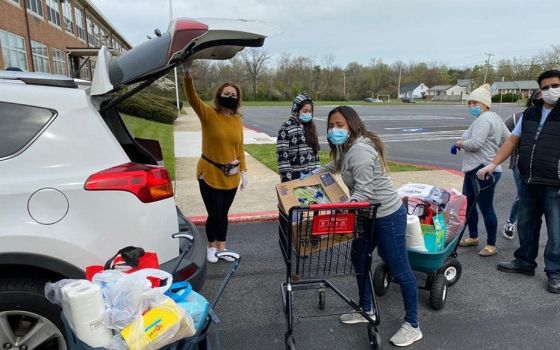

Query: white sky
left=91, top=0, right=560, bottom=68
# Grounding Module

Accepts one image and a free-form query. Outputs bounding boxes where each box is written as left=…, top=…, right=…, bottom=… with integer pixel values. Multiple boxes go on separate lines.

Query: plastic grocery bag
left=165, top=281, right=209, bottom=332
left=113, top=297, right=195, bottom=350
left=444, top=189, right=467, bottom=244
left=92, top=268, right=173, bottom=330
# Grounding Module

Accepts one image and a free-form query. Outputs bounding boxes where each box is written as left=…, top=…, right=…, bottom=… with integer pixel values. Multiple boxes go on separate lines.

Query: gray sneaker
left=339, top=311, right=374, bottom=324
left=389, top=322, right=423, bottom=347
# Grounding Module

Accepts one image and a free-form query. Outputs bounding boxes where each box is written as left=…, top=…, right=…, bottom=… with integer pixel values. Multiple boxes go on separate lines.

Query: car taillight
left=84, top=162, right=173, bottom=203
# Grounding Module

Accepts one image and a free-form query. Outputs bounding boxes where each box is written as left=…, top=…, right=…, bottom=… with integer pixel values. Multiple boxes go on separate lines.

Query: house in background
left=457, top=79, right=474, bottom=94
left=427, top=84, right=468, bottom=101
left=399, top=82, right=429, bottom=99
left=0, top=0, right=131, bottom=79
left=491, top=80, right=539, bottom=98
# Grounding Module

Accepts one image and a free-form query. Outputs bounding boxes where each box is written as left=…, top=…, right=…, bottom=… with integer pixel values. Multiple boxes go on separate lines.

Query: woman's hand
left=240, top=171, right=249, bottom=191
left=476, top=163, right=496, bottom=180
left=455, top=140, right=463, bottom=148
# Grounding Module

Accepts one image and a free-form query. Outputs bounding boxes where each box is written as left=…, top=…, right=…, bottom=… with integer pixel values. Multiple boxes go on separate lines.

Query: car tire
left=0, top=276, right=67, bottom=350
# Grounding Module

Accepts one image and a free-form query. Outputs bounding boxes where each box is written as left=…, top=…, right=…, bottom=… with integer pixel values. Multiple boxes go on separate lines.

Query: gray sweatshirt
left=461, top=111, right=511, bottom=173
left=321, top=137, right=402, bottom=218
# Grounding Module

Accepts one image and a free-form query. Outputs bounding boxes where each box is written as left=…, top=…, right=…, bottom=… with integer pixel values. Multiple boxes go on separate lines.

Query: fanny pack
left=201, top=154, right=240, bottom=176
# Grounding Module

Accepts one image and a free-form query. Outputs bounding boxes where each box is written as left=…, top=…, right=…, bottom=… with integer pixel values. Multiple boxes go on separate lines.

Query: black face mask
left=218, top=96, right=238, bottom=110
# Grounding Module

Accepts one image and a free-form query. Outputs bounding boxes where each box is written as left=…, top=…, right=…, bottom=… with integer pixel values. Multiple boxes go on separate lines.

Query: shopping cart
left=62, top=231, right=240, bottom=350
left=373, top=175, right=493, bottom=310
left=279, top=201, right=381, bottom=350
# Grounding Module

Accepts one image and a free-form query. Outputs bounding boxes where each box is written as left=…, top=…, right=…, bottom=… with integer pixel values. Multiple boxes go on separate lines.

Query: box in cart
left=276, top=173, right=349, bottom=213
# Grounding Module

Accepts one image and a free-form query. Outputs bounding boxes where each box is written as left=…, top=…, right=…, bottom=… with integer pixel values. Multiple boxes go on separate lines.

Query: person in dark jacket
left=276, top=94, right=320, bottom=182
left=477, top=70, right=560, bottom=294
left=502, top=90, right=541, bottom=240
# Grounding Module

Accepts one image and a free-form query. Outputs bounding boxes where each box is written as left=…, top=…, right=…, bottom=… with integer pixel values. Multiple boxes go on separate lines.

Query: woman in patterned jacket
left=276, top=94, right=320, bottom=182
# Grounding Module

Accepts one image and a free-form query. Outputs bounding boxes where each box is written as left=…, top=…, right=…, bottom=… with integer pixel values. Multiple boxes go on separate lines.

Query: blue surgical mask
left=298, top=113, right=313, bottom=123
left=327, top=128, right=350, bottom=145
left=469, top=106, right=482, bottom=118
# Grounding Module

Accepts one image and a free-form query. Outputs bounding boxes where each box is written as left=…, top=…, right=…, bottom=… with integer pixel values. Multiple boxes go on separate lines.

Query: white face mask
left=542, top=87, right=560, bottom=105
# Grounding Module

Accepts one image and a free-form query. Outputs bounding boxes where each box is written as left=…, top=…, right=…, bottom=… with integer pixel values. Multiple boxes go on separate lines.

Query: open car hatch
left=91, top=17, right=280, bottom=96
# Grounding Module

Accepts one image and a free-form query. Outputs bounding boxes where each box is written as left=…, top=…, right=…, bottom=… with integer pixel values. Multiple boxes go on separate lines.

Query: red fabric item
left=85, top=251, right=160, bottom=287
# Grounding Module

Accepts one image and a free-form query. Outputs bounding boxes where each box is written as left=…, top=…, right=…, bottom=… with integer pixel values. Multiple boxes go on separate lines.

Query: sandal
left=479, top=245, right=497, bottom=257
left=459, top=237, right=479, bottom=247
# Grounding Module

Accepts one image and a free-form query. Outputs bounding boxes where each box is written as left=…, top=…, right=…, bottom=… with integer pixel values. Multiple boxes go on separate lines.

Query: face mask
left=541, top=87, right=560, bottom=105
left=298, top=113, right=313, bottom=123
left=469, top=106, right=482, bottom=118
left=219, top=96, right=238, bottom=110
left=327, top=128, right=350, bottom=145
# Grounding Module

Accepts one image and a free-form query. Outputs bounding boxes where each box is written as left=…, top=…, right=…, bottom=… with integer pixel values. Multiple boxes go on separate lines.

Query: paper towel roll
left=63, top=281, right=113, bottom=347
left=406, top=215, right=427, bottom=252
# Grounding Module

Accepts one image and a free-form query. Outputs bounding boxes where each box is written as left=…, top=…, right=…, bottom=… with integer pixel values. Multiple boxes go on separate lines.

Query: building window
left=93, top=23, right=100, bottom=46
left=52, top=48, right=66, bottom=75
left=0, top=30, right=27, bottom=70
left=75, top=7, right=85, bottom=41
left=62, top=1, right=74, bottom=34
left=9, top=0, right=20, bottom=5
left=79, top=58, right=90, bottom=80
left=31, top=40, right=49, bottom=73
left=46, top=0, right=61, bottom=26
left=86, top=17, right=94, bottom=46
left=26, top=0, right=43, bottom=17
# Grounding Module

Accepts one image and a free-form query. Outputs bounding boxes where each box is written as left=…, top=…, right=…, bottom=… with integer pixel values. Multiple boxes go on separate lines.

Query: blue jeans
left=508, top=166, right=522, bottom=224
left=513, top=181, right=560, bottom=278
left=351, top=205, right=418, bottom=326
left=462, top=169, right=502, bottom=245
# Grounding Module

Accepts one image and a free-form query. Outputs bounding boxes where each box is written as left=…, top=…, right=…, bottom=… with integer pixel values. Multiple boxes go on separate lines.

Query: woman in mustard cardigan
left=182, top=62, right=248, bottom=263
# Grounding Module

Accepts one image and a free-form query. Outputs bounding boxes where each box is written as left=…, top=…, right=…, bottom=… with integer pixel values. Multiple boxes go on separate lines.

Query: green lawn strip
left=244, top=144, right=430, bottom=173
left=121, top=114, right=176, bottom=180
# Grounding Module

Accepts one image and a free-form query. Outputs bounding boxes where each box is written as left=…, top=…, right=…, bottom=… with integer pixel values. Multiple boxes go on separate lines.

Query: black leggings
left=198, top=179, right=237, bottom=242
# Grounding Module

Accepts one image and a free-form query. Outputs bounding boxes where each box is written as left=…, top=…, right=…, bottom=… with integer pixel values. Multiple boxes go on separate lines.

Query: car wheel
left=0, top=276, right=67, bottom=350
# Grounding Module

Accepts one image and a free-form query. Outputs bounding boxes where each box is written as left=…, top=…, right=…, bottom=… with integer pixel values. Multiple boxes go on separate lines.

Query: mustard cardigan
left=183, top=76, right=247, bottom=190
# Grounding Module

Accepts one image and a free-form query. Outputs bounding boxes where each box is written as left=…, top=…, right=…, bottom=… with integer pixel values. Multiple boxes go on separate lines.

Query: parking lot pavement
left=200, top=221, right=560, bottom=350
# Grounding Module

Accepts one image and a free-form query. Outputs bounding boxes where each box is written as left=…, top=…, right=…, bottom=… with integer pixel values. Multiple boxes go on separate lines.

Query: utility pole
left=397, top=65, right=402, bottom=100
left=170, top=0, right=180, bottom=111
left=343, top=71, right=346, bottom=99
left=483, top=52, right=494, bottom=84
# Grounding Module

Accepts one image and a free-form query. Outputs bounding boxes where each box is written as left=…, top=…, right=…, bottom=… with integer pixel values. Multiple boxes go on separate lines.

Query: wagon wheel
left=373, top=263, right=392, bottom=296
left=429, top=273, right=448, bottom=310
left=438, top=258, right=462, bottom=287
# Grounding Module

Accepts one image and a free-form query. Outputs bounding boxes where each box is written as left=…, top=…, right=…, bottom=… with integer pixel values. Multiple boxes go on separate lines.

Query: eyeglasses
left=540, top=84, right=560, bottom=91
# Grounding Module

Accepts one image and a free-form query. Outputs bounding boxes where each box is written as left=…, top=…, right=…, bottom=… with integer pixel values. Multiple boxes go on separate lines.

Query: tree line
left=166, top=45, right=560, bottom=102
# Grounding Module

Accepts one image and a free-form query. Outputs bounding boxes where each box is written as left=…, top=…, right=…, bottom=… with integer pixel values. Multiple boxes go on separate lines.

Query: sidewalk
left=173, top=108, right=464, bottom=225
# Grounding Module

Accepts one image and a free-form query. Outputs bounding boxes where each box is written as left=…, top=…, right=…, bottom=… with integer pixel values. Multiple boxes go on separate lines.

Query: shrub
left=492, top=93, right=520, bottom=103
left=117, top=93, right=178, bottom=124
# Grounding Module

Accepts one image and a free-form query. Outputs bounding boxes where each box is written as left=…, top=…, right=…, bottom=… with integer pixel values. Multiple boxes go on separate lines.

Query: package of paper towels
left=406, top=215, right=428, bottom=252
left=62, top=280, right=113, bottom=347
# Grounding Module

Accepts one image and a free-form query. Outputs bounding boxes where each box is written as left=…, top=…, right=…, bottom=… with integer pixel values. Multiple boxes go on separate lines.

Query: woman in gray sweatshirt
left=455, top=84, right=510, bottom=256
left=316, top=106, right=422, bottom=347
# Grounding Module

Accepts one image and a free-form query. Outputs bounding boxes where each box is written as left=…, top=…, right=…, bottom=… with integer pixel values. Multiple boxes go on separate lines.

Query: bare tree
left=240, top=48, right=271, bottom=99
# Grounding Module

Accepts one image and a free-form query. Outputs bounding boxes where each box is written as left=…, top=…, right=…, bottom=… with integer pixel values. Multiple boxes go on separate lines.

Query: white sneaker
left=207, top=247, right=218, bottom=263
left=339, top=311, right=374, bottom=324
left=390, top=322, right=422, bottom=347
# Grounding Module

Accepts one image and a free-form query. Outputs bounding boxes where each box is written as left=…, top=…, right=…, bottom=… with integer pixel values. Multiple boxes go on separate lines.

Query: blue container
left=407, top=233, right=461, bottom=273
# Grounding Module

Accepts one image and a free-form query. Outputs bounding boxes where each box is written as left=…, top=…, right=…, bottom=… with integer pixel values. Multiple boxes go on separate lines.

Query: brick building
left=0, top=0, right=131, bottom=79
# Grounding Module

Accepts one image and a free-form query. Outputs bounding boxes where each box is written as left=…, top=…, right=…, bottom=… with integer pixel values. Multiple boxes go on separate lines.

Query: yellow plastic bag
left=120, top=297, right=195, bottom=350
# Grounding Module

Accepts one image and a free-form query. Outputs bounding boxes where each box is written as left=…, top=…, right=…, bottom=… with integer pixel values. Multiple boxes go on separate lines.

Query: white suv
left=0, top=18, right=276, bottom=350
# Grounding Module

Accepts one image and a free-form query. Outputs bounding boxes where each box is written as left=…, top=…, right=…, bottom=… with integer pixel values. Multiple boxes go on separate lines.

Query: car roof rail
left=0, top=70, right=78, bottom=88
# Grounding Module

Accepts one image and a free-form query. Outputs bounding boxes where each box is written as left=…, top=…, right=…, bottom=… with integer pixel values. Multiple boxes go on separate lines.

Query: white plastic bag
left=92, top=268, right=173, bottom=330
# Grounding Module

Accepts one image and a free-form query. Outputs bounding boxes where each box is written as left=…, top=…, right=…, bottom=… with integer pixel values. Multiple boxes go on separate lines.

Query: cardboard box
left=290, top=219, right=353, bottom=257
left=276, top=173, right=349, bottom=213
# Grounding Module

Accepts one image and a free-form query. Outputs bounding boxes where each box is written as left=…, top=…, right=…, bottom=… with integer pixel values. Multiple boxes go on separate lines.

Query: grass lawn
left=121, top=114, right=176, bottom=179
left=244, top=144, right=430, bottom=173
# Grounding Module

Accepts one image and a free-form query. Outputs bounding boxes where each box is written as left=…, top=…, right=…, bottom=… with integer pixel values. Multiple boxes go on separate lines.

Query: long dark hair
left=297, top=102, right=320, bottom=154
left=213, top=82, right=242, bottom=114
left=327, top=105, right=388, bottom=172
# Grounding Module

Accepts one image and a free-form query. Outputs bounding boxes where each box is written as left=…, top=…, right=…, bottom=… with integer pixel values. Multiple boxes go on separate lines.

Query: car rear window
left=0, top=102, right=56, bottom=160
